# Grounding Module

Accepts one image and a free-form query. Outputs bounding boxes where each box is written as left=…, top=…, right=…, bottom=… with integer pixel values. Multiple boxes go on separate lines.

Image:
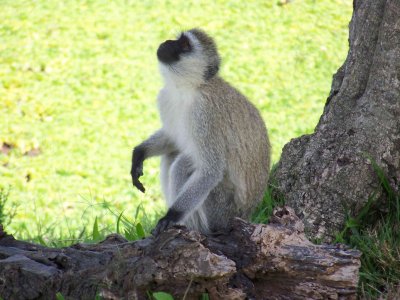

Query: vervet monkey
left=131, top=28, right=270, bottom=235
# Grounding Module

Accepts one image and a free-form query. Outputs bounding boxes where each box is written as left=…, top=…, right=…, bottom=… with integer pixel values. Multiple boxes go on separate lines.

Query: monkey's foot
left=152, top=210, right=183, bottom=236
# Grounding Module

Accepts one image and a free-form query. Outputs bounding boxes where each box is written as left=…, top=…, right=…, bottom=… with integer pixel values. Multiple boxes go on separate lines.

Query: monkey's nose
left=157, top=40, right=180, bottom=64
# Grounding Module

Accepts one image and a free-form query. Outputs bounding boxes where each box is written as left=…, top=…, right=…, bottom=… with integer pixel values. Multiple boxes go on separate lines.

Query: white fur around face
left=158, top=32, right=207, bottom=88
left=157, top=32, right=207, bottom=157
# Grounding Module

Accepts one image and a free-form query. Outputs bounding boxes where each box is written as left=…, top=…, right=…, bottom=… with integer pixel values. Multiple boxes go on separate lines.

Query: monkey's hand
left=131, top=147, right=146, bottom=193
left=151, top=209, right=182, bottom=236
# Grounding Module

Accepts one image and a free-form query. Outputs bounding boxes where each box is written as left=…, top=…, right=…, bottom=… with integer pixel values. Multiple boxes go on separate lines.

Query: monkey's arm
left=131, top=129, right=176, bottom=192
left=152, top=155, right=224, bottom=235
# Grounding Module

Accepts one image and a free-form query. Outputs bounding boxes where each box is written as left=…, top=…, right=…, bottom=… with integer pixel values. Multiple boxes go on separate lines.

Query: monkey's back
left=198, top=77, right=271, bottom=218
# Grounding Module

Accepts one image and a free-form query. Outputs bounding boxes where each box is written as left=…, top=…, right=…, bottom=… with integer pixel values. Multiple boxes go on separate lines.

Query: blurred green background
left=0, top=0, right=352, bottom=242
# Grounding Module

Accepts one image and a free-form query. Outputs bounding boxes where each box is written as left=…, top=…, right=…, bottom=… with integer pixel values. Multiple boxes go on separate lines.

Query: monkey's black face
left=157, top=34, right=192, bottom=64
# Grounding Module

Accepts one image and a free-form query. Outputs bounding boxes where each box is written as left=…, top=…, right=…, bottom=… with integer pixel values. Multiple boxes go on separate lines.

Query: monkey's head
left=157, top=28, right=221, bottom=85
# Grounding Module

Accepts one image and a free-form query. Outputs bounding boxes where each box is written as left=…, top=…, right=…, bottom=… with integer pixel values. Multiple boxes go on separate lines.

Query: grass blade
left=136, top=222, right=145, bottom=239
left=92, top=216, right=101, bottom=241
left=152, top=292, right=174, bottom=300
left=116, top=211, right=124, bottom=234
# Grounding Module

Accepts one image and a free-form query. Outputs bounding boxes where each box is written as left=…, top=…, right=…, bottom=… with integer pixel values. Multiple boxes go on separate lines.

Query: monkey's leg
left=152, top=157, right=224, bottom=235
left=152, top=154, right=195, bottom=235
left=167, top=155, right=209, bottom=231
left=160, top=152, right=179, bottom=207
left=168, top=155, right=193, bottom=200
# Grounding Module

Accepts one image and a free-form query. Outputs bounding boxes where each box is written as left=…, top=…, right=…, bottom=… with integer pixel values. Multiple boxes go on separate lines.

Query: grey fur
left=188, top=28, right=221, bottom=79
left=131, top=29, right=270, bottom=234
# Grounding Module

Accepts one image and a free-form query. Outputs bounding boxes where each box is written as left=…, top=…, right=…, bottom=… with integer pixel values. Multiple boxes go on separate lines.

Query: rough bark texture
left=275, top=0, right=400, bottom=241
left=0, top=207, right=360, bottom=300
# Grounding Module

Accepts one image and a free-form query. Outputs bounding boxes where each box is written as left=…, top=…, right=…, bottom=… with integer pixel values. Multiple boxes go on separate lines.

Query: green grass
left=251, top=165, right=285, bottom=224
left=335, top=163, right=400, bottom=298
left=0, top=0, right=352, bottom=242
left=0, top=187, right=17, bottom=227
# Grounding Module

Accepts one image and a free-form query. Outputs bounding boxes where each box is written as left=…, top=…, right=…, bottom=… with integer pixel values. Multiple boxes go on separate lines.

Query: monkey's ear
left=179, top=34, right=191, bottom=52
left=205, top=65, right=219, bottom=80
left=182, top=40, right=190, bottom=52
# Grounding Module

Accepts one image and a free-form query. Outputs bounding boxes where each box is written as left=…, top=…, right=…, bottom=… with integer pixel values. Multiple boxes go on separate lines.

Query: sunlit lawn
left=0, top=0, right=352, bottom=243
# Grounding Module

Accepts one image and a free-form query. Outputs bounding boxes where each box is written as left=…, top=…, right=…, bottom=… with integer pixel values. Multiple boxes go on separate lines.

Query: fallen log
left=0, top=207, right=361, bottom=299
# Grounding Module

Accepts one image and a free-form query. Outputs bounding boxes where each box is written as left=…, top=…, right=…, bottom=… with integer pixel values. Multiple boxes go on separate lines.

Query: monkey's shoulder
left=200, top=77, right=251, bottom=105
left=199, top=77, right=260, bottom=121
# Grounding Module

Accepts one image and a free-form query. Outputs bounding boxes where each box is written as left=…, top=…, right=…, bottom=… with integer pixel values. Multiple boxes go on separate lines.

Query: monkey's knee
left=169, top=155, right=193, bottom=196
left=160, top=153, right=178, bottom=205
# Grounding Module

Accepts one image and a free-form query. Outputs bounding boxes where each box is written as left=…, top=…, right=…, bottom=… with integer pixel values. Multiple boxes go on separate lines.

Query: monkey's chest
left=158, top=89, right=197, bottom=154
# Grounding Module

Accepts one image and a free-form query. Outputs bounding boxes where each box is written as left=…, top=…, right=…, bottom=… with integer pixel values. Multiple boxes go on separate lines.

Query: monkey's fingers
left=151, top=217, right=175, bottom=236
left=133, top=178, right=146, bottom=193
left=150, top=227, right=159, bottom=236
left=152, top=220, right=167, bottom=236
left=151, top=224, right=164, bottom=236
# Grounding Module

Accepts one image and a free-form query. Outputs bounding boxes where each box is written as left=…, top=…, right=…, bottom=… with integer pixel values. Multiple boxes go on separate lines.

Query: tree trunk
left=0, top=207, right=360, bottom=300
left=274, top=0, right=400, bottom=241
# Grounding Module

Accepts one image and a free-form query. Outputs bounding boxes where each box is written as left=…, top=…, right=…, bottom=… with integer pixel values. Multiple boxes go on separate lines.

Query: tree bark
left=0, top=207, right=360, bottom=300
left=274, top=0, right=400, bottom=241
